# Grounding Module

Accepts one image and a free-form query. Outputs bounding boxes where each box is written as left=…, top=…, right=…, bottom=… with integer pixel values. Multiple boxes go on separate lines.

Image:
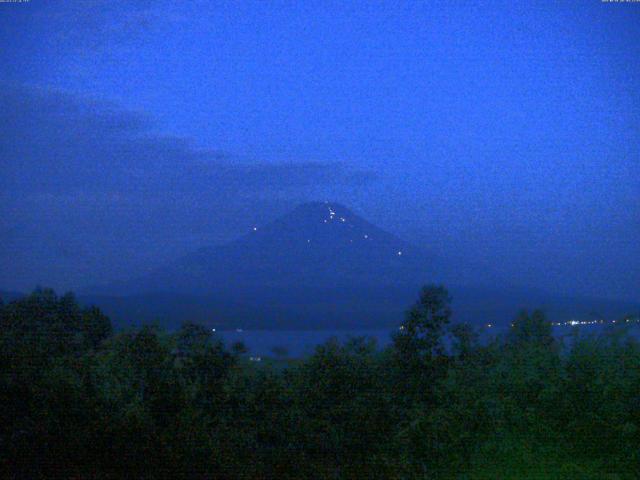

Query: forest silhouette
left=1, top=287, right=638, bottom=479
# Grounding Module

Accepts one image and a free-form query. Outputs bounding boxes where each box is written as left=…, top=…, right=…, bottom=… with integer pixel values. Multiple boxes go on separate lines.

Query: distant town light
left=550, top=317, right=639, bottom=328
left=397, top=251, right=402, bottom=256
left=253, top=227, right=257, bottom=231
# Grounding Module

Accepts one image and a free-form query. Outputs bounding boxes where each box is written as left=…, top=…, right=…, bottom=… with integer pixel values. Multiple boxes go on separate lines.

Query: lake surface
left=219, top=328, right=392, bottom=357
left=219, top=323, right=640, bottom=357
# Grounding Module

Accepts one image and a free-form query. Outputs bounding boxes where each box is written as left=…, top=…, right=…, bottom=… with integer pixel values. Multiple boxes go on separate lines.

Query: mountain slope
left=99, top=202, right=442, bottom=295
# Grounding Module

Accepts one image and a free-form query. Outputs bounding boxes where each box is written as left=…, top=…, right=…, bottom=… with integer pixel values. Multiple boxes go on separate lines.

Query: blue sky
left=1, top=1, right=638, bottom=300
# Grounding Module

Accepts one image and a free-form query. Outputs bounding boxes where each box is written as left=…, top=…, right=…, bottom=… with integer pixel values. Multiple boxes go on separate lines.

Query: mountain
left=98, top=202, right=443, bottom=295
left=83, top=202, right=639, bottom=330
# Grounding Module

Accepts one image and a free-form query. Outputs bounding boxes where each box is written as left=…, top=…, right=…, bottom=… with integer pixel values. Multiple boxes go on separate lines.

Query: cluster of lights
left=322, top=205, right=344, bottom=225
left=249, top=356, right=262, bottom=362
left=551, top=317, right=640, bottom=327
left=249, top=204, right=407, bottom=259
left=484, top=317, right=640, bottom=329
left=320, top=206, right=405, bottom=258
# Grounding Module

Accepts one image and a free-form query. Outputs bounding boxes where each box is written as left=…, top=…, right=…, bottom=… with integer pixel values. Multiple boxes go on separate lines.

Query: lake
left=218, top=322, right=640, bottom=357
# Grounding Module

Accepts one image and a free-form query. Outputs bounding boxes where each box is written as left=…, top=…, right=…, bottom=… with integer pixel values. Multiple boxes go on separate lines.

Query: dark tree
left=393, top=284, right=452, bottom=362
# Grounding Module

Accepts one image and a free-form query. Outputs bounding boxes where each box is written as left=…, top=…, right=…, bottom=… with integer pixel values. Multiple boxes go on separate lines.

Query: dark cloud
left=0, top=84, right=373, bottom=193
left=0, top=84, right=375, bottom=290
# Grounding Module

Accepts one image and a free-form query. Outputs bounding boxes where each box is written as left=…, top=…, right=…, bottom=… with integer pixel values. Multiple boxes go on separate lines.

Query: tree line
left=1, top=286, right=638, bottom=479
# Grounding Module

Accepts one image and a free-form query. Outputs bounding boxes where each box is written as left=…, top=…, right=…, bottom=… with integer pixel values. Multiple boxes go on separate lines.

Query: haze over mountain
left=82, top=203, right=638, bottom=330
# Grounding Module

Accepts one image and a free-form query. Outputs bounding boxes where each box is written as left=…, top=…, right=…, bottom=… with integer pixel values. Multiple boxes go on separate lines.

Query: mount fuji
left=82, top=203, right=638, bottom=330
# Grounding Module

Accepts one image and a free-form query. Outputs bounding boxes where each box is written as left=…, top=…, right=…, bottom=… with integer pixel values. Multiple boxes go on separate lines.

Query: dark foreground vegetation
left=1, top=287, right=639, bottom=479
